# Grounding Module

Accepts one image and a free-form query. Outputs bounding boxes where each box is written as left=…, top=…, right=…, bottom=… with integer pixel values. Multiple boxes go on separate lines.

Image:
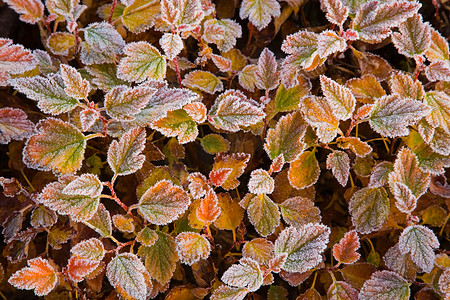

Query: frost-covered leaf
left=187, top=172, right=209, bottom=199
left=84, top=203, right=112, bottom=237
left=208, top=90, right=264, bottom=132
left=0, top=107, right=34, bottom=144
left=383, top=244, right=419, bottom=280
left=424, top=60, right=450, bottom=82
left=274, top=224, right=330, bottom=273
left=39, top=176, right=100, bottom=222
left=67, top=256, right=99, bottom=282
left=424, top=91, right=450, bottom=133
left=33, top=49, right=57, bottom=75
left=136, top=180, right=190, bottom=225
left=350, top=1, right=420, bottom=43
left=80, top=41, right=116, bottom=65
left=359, top=270, right=410, bottom=300
left=137, top=230, right=178, bottom=285
left=107, top=128, right=146, bottom=176
left=439, top=269, right=450, bottom=297
left=23, top=118, right=85, bottom=174
left=159, top=33, right=183, bottom=60
left=8, top=257, right=57, bottom=296
left=388, top=147, right=430, bottom=214
left=9, top=74, right=79, bottom=115
left=281, top=31, right=323, bottom=71
left=349, top=187, right=389, bottom=234
left=117, top=41, right=166, bottom=83
left=368, top=161, right=393, bottom=188
left=136, top=227, right=158, bottom=247
left=182, top=70, right=223, bottom=94
left=425, top=28, right=449, bottom=61
left=279, top=196, right=321, bottom=228
left=239, top=0, right=281, bottom=31
left=112, top=214, right=135, bottom=233
left=46, top=32, right=76, bottom=57
left=268, top=75, right=310, bottom=119
left=288, top=151, right=320, bottom=190
left=196, top=189, right=221, bottom=225
left=255, top=48, right=279, bottom=92
left=301, top=96, right=340, bottom=143
left=239, top=65, right=257, bottom=92
left=211, top=285, right=248, bottom=300
left=264, top=110, right=307, bottom=163
left=242, top=238, right=274, bottom=266
left=120, top=0, right=158, bottom=32
left=86, top=63, right=127, bottom=92
left=183, top=102, right=207, bottom=123
left=30, top=205, right=57, bottom=228
left=326, top=150, right=350, bottom=187
left=4, top=0, right=44, bottom=24
left=368, top=95, right=430, bottom=138
left=321, top=0, right=349, bottom=28
left=200, top=134, right=230, bottom=155
left=389, top=73, right=424, bottom=100
left=211, top=54, right=232, bottom=73
left=46, top=0, right=77, bottom=16
left=398, top=224, right=439, bottom=273
left=317, top=30, right=347, bottom=59
left=209, top=168, right=233, bottom=187
left=222, top=257, right=264, bottom=292
left=203, top=19, right=242, bottom=52
left=212, top=152, right=250, bottom=190
left=320, top=75, right=356, bottom=120
left=328, top=281, right=358, bottom=300
left=214, top=192, right=245, bottom=231
left=71, top=238, right=105, bottom=261
left=333, top=230, right=360, bottom=265
left=336, top=136, right=372, bottom=157
left=105, top=85, right=156, bottom=121
left=79, top=108, right=99, bottom=131
left=245, top=194, right=280, bottom=237
left=62, top=174, right=102, bottom=198
left=391, top=14, right=431, bottom=58
left=106, top=253, right=151, bottom=300
left=83, top=22, right=125, bottom=53
left=248, top=169, right=274, bottom=195
left=175, top=232, right=211, bottom=265
left=0, top=38, right=36, bottom=82
left=345, top=74, right=386, bottom=104
left=151, top=109, right=198, bottom=144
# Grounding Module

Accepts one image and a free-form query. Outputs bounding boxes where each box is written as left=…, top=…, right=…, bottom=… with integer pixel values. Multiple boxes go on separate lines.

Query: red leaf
left=332, top=230, right=361, bottom=265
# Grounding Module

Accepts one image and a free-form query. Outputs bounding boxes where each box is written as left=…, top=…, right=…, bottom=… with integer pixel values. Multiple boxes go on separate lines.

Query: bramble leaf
left=200, top=134, right=230, bottom=154
left=107, top=128, right=146, bottom=176
left=30, top=205, right=57, bottom=228
left=288, top=151, right=320, bottom=190
left=248, top=169, right=274, bottom=195
left=4, top=0, right=44, bottom=24
left=424, top=91, right=450, bottom=133
left=268, top=75, right=310, bottom=119
left=212, top=152, right=250, bottom=190
left=301, top=96, right=340, bottom=142
left=359, top=270, right=410, bottom=300
left=83, top=22, right=125, bottom=54
left=8, top=257, right=57, bottom=296
left=317, top=30, right=347, bottom=59
left=238, top=65, right=257, bottom=92
left=105, top=85, right=156, bottom=121
left=349, top=187, right=390, bottom=234
left=211, top=285, right=248, bottom=300
left=336, top=136, right=372, bottom=157
left=425, top=28, right=449, bottom=61
left=209, top=168, right=233, bottom=187
left=242, top=238, right=274, bottom=266
left=327, top=281, right=358, bottom=300
left=121, top=0, right=160, bottom=33
left=71, top=238, right=105, bottom=261
left=368, top=161, right=393, bottom=188
left=187, top=172, right=209, bottom=199
left=439, top=269, right=450, bottom=298
left=244, top=194, right=280, bottom=237
left=383, top=244, right=419, bottom=280
left=196, top=189, right=221, bottom=225
left=0, top=107, right=34, bottom=144
left=136, top=180, right=190, bottom=225
left=320, top=75, right=356, bottom=120
left=203, top=19, right=242, bottom=52
left=321, top=0, right=349, bottom=28
left=182, top=70, right=223, bottom=94
left=113, top=214, right=135, bottom=233
left=345, top=74, right=386, bottom=104
left=424, top=60, right=450, bottom=82
left=255, top=48, right=279, bottom=92
left=159, top=33, right=183, bottom=61
left=62, top=173, right=102, bottom=198
left=151, top=108, right=198, bottom=144
left=281, top=31, right=323, bottom=71
left=239, top=0, right=281, bottom=31
left=214, top=192, right=245, bottom=230
left=136, top=227, right=158, bottom=247
left=389, top=73, right=424, bottom=101
left=279, top=196, right=321, bottom=228
left=84, top=203, right=112, bottom=237
left=391, top=14, right=431, bottom=58
left=86, top=63, right=127, bottom=92
left=67, top=256, right=99, bottom=282
left=326, top=150, right=350, bottom=187
left=274, top=224, right=330, bottom=273
left=175, top=232, right=211, bottom=265
left=333, top=230, right=360, bottom=265
left=0, top=38, right=36, bottom=83
left=23, top=118, right=86, bottom=174
left=221, top=257, right=264, bottom=292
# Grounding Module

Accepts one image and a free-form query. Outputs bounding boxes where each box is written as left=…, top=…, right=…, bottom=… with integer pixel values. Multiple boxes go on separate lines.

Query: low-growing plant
left=0, top=0, right=449, bottom=298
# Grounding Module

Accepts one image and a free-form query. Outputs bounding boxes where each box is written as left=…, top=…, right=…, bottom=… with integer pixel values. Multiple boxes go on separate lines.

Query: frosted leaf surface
left=71, top=238, right=105, bottom=261
left=221, top=257, right=264, bottom=292
left=392, top=14, right=431, bottom=58
left=182, top=70, right=224, bottom=94
left=60, top=64, right=91, bottom=100
left=187, top=172, right=209, bottom=199
left=332, top=230, right=360, bottom=264
left=196, top=189, right=221, bottom=225
left=288, top=151, right=320, bottom=189
left=4, top=0, right=44, bottom=24
left=359, top=270, right=410, bottom=300
left=321, top=0, right=349, bottom=27
left=389, top=73, right=424, bottom=100
left=211, top=285, right=248, bottom=300
left=175, top=232, right=211, bottom=265
left=326, top=150, right=350, bottom=187
left=62, top=174, right=102, bottom=198
left=301, top=96, right=340, bottom=143
left=248, top=169, right=274, bottom=195
left=203, top=19, right=242, bottom=52
left=424, top=91, right=450, bottom=133
left=212, top=152, right=250, bottom=190
left=83, top=22, right=125, bottom=53
left=105, top=85, right=156, bottom=121
left=239, top=0, right=281, bottom=31
left=279, top=196, right=321, bottom=228
left=159, top=33, right=183, bottom=60
left=317, top=30, right=347, bottom=59
left=320, top=75, right=356, bottom=120
left=0, top=107, right=34, bottom=144
left=242, top=238, right=274, bottom=266
left=255, top=48, right=279, bottom=92
left=368, top=161, right=393, bottom=188
left=245, top=194, right=280, bottom=237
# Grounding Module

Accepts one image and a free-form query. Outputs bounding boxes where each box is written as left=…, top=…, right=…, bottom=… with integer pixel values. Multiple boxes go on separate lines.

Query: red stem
left=173, top=57, right=183, bottom=87
left=104, top=182, right=129, bottom=212
left=108, top=0, right=118, bottom=23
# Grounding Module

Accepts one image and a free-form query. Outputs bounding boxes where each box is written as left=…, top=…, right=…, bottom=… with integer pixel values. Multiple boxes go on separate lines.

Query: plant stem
left=172, top=57, right=183, bottom=87
left=108, top=0, right=118, bottom=23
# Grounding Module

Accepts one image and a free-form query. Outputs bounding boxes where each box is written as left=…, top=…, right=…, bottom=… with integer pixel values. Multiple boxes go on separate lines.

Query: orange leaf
left=332, top=230, right=361, bottom=265
left=212, top=152, right=250, bottom=190
left=67, top=256, right=99, bottom=282
left=196, top=190, right=221, bottom=225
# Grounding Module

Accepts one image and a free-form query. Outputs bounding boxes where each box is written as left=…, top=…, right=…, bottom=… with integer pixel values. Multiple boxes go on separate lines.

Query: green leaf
left=83, top=22, right=125, bottom=53
left=23, top=118, right=86, bottom=174
left=84, top=203, right=112, bottom=238
left=211, top=286, right=248, bottom=300
left=182, top=70, right=223, bottom=94
left=221, top=257, right=264, bottom=292
left=288, top=151, right=320, bottom=189
left=268, top=76, right=310, bottom=119
left=152, top=109, right=198, bottom=144
left=245, top=194, right=280, bottom=237
left=105, top=85, right=156, bottom=121
left=424, top=91, right=450, bottom=134
left=86, top=63, right=128, bottom=92
left=359, top=270, right=410, bottom=300
left=200, top=134, right=230, bottom=154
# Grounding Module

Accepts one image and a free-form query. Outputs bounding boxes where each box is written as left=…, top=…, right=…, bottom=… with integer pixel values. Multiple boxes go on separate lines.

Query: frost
left=211, top=54, right=232, bottom=73
left=182, top=70, right=224, bottom=94
left=424, top=60, right=450, bottom=82
left=320, top=75, right=356, bottom=120
left=398, top=224, right=439, bottom=273
left=136, top=180, right=190, bottom=225
left=80, top=41, right=116, bottom=65
left=345, top=74, right=386, bottom=103
left=391, top=14, right=431, bottom=58
left=255, top=48, right=279, bottom=92
left=424, top=91, right=450, bottom=133
left=62, top=173, right=102, bottom=198
left=359, top=270, right=410, bottom=300
left=320, top=0, right=349, bottom=28
left=349, top=187, right=389, bottom=234
left=328, top=281, right=358, bottom=300
left=281, top=31, right=323, bottom=71
left=336, top=136, right=372, bottom=157
left=0, top=107, right=34, bottom=144
left=238, top=65, right=257, bottom=92
left=279, top=196, right=321, bottom=228
left=274, top=224, right=330, bottom=273
left=46, top=0, right=76, bottom=16
left=242, top=238, right=274, bottom=266
left=86, top=63, right=127, bottom=92
left=0, top=38, right=36, bottom=84
left=112, top=214, right=135, bottom=233
left=60, top=64, right=91, bottom=100
left=107, top=128, right=146, bottom=176
left=30, top=205, right=57, bottom=228
left=203, top=19, right=242, bottom=52
left=326, top=150, right=350, bottom=187
left=383, top=244, right=419, bottom=280
left=439, top=269, right=450, bottom=297
left=425, top=28, right=449, bottom=61
left=84, top=203, right=112, bottom=238
left=317, top=30, right=347, bottom=59
left=288, top=151, right=320, bottom=190
left=368, top=161, right=393, bottom=188
left=161, top=0, right=205, bottom=31
left=239, top=0, right=281, bottom=31
left=83, top=22, right=125, bottom=54
left=245, top=194, right=280, bottom=237
left=105, top=85, right=156, bottom=121
left=184, top=102, right=206, bottom=123
left=121, top=0, right=159, bottom=33
left=212, top=152, right=250, bottom=190
left=196, top=189, right=221, bottom=225
left=71, top=238, right=105, bottom=261
left=175, top=232, right=211, bottom=265
left=4, top=0, right=44, bottom=24
left=211, top=285, right=248, bottom=300
left=187, top=172, right=209, bottom=199
left=301, top=96, right=340, bottom=143
left=221, top=257, right=264, bottom=292
left=332, top=230, right=360, bottom=265
left=159, top=33, right=183, bottom=60
left=248, top=169, right=274, bottom=195
left=67, top=256, right=99, bottom=282
left=136, top=227, right=158, bottom=246
left=151, top=108, right=198, bottom=144
left=389, top=73, right=424, bottom=100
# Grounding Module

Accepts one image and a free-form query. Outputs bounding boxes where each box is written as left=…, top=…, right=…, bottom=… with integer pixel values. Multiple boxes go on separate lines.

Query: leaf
left=196, top=190, right=221, bottom=225
left=269, top=75, right=310, bottom=118
left=117, top=41, right=166, bottom=83
left=328, top=281, right=358, bottom=300
left=368, top=95, right=430, bottom=138
left=107, top=128, right=146, bottom=176
left=424, top=60, right=450, bottom=82
left=368, top=161, right=394, bottom=188
left=238, top=65, right=257, bottom=92
left=23, top=118, right=86, bottom=174
left=83, top=22, right=125, bottom=53
left=62, top=173, right=103, bottom=198
left=136, top=227, right=158, bottom=247
left=67, top=256, right=99, bottom=282
left=4, top=0, right=44, bottom=24
left=424, top=91, right=450, bottom=133
left=137, top=230, right=178, bottom=285
left=274, top=224, right=330, bottom=273
left=121, top=0, right=160, bottom=33
left=214, top=192, right=245, bottom=230
left=425, top=28, right=449, bottom=61
left=388, top=147, right=430, bottom=214
left=345, top=74, right=386, bottom=104
left=203, top=19, right=242, bottom=52
left=264, top=110, right=307, bottom=162
left=281, top=31, right=324, bottom=71
left=398, top=224, right=439, bottom=273
left=350, top=1, right=420, bottom=43
left=161, top=0, right=204, bottom=30
left=333, top=230, right=360, bottom=265
left=39, top=175, right=100, bottom=222
left=242, top=238, right=274, bottom=265
left=248, top=169, right=274, bottom=195
left=112, top=214, right=135, bottom=233
left=175, top=232, right=211, bottom=265
left=336, top=136, right=372, bottom=157
left=245, top=194, right=280, bottom=237
left=389, top=73, right=424, bottom=100
left=106, top=253, right=152, bottom=300
left=105, top=85, right=156, bottom=121
left=439, top=269, right=450, bottom=297
left=0, top=38, right=36, bottom=81
left=187, top=172, right=209, bottom=199
left=46, top=0, right=76, bottom=17
left=86, top=63, right=127, bottom=92
left=359, top=270, right=410, bottom=300
left=80, top=41, right=115, bottom=65
left=349, top=187, right=390, bottom=234
left=320, top=75, right=356, bottom=120
left=136, top=180, right=190, bottom=225
left=200, top=134, right=230, bottom=155
left=279, top=196, right=321, bottom=228
left=84, top=203, right=112, bottom=237
left=182, top=70, right=223, bottom=94
left=0, top=107, right=34, bottom=144
left=239, top=0, right=281, bottom=31
left=317, top=30, right=347, bottom=59
left=211, top=285, right=248, bottom=300
left=9, top=74, right=80, bottom=115
left=326, top=150, right=350, bottom=187
left=71, top=238, right=105, bottom=261
left=212, top=152, right=250, bottom=190
left=208, top=90, right=265, bottom=132
left=392, top=14, right=431, bottom=58
left=160, top=33, right=183, bottom=60
left=321, top=0, right=349, bottom=28
left=46, top=32, right=76, bottom=56
left=8, top=257, right=57, bottom=296
left=301, top=96, right=340, bottom=143
left=222, top=257, right=264, bottom=292
left=30, top=205, right=57, bottom=228
left=383, top=244, right=419, bottom=281
left=151, top=109, right=198, bottom=144
left=255, top=48, right=279, bottom=92
left=288, top=151, right=320, bottom=190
